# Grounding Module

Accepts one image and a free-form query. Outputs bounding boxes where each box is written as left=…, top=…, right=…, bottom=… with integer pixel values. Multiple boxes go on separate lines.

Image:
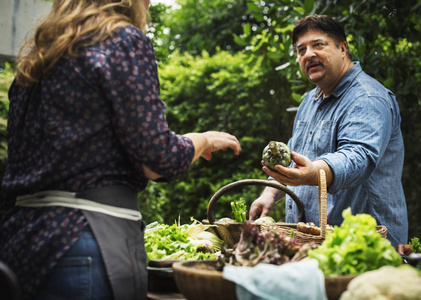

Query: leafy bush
left=0, top=62, right=14, bottom=215
left=139, top=50, right=294, bottom=224
left=0, top=62, right=13, bottom=118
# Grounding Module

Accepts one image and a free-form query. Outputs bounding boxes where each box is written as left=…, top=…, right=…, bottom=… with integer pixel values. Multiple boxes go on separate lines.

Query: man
left=249, top=15, right=408, bottom=248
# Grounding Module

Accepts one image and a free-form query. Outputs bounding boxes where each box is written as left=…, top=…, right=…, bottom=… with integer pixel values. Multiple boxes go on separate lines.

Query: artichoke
left=262, top=141, right=291, bottom=170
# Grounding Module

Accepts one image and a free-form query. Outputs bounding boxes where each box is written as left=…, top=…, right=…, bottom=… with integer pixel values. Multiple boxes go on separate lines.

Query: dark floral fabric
left=0, top=207, right=87, bottom=299
left=0, top=26, right=194, bottom=299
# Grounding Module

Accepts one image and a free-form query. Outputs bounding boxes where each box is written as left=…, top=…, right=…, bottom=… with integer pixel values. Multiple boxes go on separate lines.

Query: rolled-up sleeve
left=320, top=95, right=393, bottom=194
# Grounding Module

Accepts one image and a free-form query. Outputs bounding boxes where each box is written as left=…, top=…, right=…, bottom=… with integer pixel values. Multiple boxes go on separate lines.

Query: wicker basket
left=260, top=169, right=329, bottom=245
left=324, top=275, right=357, bottom=300
left=205, top=169, right=387, bottom=247
left=172, top=260, right=236, bottom=300
left=203, top=179, right=305, bottom=247
left=172, top=260, right=359, bottom=300
left=262, top=169, right=387, bottom=245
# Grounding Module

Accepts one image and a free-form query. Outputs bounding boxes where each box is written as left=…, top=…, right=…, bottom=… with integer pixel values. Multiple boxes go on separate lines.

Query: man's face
left=295, top=29, right=347, bottom=90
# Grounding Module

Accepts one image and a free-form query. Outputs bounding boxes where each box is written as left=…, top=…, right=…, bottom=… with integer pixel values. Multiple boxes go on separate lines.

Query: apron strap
left=16, top=185, right=142, bottom=221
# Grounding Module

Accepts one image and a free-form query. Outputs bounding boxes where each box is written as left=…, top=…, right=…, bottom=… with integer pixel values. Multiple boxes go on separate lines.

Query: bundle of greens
left=216, top=222, right=316, bottom=270
left=409, top=237, right=421, bottom=253
left=307, top=208, right=402, bottom=276
left=231, top=198, right=247, bottom=222
left=145, top=217, right=224, bottom=262
left=225, top=198, right=275, bottom=224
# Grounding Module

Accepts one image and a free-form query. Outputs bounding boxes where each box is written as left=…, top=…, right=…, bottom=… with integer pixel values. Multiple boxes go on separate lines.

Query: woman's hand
left=200, top=131, right=241, bottom=160
left=184, top=131, right=241, bottom=163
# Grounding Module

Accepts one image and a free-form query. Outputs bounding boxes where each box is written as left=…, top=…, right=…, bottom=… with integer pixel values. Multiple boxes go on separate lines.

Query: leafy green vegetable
left=144, top=217, right=223, bottom=262
left=231, top=198, right=247, bottom=222
left=216, top=222, right=316, bottom=269
left=409, top=237, right=421, bottom=253
left=307, top=208, right=402, bottom=276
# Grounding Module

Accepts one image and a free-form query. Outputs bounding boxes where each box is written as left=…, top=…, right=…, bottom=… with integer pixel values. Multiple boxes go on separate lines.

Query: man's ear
left=341, top=41, right=348, bottom=57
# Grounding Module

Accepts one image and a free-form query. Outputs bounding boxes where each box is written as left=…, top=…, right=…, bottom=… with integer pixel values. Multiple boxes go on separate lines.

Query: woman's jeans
left=34, top=226, right=113, bottom=300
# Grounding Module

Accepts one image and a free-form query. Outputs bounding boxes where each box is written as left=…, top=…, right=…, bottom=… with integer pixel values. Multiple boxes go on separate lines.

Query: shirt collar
left=314, top=61, right=362, bottom=101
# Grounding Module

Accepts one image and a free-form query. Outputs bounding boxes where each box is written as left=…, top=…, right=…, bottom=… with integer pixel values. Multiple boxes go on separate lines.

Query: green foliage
left=153, top=0, right=249, bottom=57
left=139, top=49, right=294, bottom=224
left=147, top=3, right=174, bottom=63
left=0, top=62, right=13, bottom=118
left=308, top=208, right=402, bottom=276
left=0, top=62, right=13, bottom=215
left=410, top=237, right=421, bottom=254
left=231, top=198, right=248, bottom=222
left=144, top=220, right=217, bottom=261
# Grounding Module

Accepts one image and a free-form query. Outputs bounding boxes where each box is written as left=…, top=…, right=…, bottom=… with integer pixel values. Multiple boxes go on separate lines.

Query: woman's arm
left=142, top=131, right=241, bottom=180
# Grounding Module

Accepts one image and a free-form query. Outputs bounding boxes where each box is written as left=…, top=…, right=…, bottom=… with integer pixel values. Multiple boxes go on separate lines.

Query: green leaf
left=304, top=0, right=315, bottom=14
left=233, top=34, right=248, bottom=47
left=292, top=92, right=304, bottom=103
left=410, top=237, right=421, bottom=253
left=243, top=23, right=251, bottom=36
left=246, top=2, right=261, bottom=13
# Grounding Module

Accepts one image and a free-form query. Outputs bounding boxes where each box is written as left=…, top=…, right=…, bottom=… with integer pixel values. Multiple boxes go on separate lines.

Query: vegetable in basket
left=253, top=216, right=276, bottom=224
left=216, top=222, right=317, bottom=270
left=409, top=237, right=421, bottom=253
left=307, top=208, right=402, bottom=276
left=231, top=199, right=247, bottom=222
left=230, top=199, right=275, bottom=224
left=145, top=217, right=224, bottom=262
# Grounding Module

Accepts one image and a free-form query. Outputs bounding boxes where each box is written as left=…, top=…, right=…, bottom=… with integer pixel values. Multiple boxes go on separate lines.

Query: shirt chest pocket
left=292, top=120, right=308, bottom=149
left=312, top=120, right=333, bottom=156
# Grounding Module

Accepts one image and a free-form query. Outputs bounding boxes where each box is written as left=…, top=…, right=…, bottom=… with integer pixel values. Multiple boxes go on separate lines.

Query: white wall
left=0, top=0, right=52, bottom=61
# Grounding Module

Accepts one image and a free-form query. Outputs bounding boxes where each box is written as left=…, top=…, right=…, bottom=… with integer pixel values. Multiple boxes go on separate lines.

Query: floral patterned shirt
left=0, top=26, right=194, bottom=298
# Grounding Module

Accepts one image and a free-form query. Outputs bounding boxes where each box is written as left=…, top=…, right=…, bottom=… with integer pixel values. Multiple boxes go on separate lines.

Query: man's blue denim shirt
left=284, top=62, right=408, bottom=248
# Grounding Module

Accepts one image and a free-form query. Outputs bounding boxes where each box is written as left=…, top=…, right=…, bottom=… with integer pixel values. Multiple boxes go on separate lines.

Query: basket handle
left=318, top=169, right=327, bottom=238
left=207, top=179, right=305, bottom=224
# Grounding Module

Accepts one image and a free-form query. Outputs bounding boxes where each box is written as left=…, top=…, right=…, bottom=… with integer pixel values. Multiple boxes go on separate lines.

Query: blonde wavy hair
left=16, top=0, right=149, bottom=87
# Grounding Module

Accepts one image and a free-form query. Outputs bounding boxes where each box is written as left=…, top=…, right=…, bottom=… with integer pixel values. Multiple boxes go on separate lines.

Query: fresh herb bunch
left=216, top=222, right=316, bottom=270
left=231, top=198, right=247, bottom=222
left=409, top=237, right=421, bottom=253
left=307, top=208, right=402, bottom=276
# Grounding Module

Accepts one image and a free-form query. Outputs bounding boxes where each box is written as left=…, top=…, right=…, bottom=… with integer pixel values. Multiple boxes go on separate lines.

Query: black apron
left=77, top=186, right=147, bottom=300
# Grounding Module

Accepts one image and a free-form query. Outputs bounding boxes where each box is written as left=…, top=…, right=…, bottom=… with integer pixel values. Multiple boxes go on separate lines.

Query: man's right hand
left=249, top=187, right=283, bottom=221
left=397, top=244, right=413, bottom=256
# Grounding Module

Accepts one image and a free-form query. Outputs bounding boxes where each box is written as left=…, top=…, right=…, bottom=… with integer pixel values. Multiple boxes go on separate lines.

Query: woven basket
left=260, top=169, right=329, bottom=245
left=173, top=260, right=359, bottom=300
left=262, top=169, right=387, bottom=245
left=205, top=170, right=387, bottom=247
left=172, top=260, right=236, bottom=300
left=203, top=179, right=305, bottom=248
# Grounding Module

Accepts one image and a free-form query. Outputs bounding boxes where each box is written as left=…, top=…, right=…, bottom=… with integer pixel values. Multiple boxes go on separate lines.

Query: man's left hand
left=262, top=152, right=332, bottom=186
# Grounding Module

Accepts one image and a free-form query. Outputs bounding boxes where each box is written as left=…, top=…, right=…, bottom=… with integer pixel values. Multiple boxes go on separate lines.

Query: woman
left=0, top=0, right=241, bottom=299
